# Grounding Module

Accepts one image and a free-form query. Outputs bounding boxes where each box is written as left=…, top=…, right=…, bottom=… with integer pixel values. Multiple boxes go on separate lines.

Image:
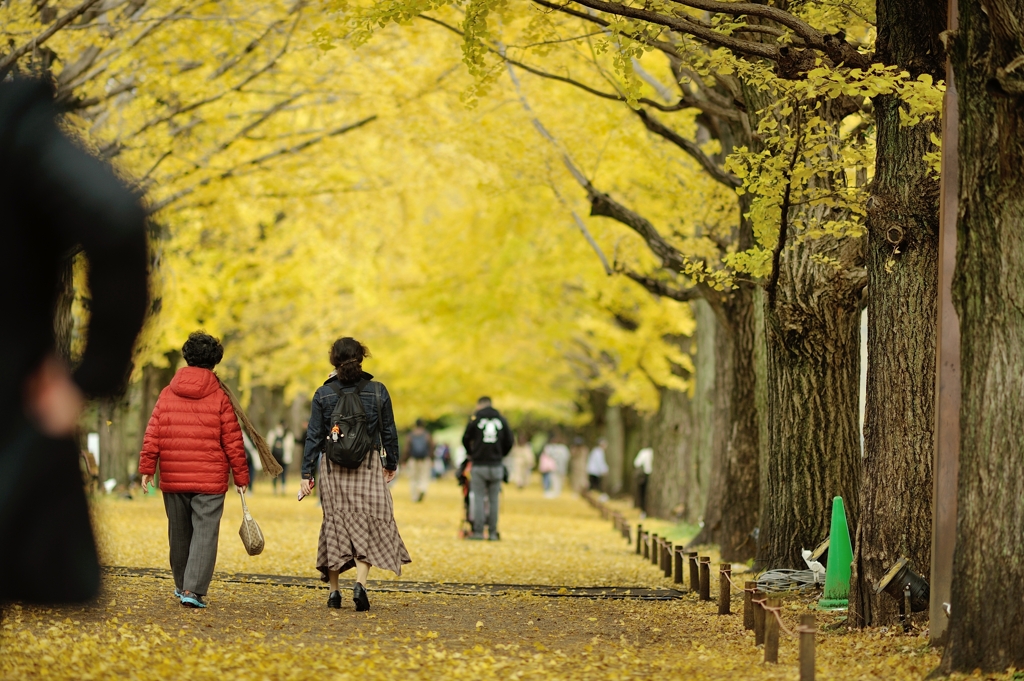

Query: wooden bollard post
left=764, top=597, right=780, bottom=663
left=651, top=535, right=660, bottom=565
left=643, top=533, right=651, bottom=560
left=718, top=563, right=731, bottom=615
left=673, top=548, right=684, bottom=584
left=663, top=543, right=673, bottom=578
left=743, top=581, right=756, bottom=630
left=798, top=614, right=816, bottom=681
left=698, top=557, right=711, bottom=601
left=688, top=552, right=700, bottom=593
left=753, top=590, right=766, bottom=645
left=636, top=525, right=643, bottom=554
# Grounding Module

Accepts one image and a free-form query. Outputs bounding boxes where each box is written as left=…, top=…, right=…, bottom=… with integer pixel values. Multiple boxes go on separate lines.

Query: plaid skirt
left=316, top=450, right=411, bottom=580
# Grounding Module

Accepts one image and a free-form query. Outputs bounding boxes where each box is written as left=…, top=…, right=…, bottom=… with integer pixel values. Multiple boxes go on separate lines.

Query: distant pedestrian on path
left=300, top=338, right=410, bottom=612
left=461, top=396, right=513, bottom=540
left=633, top=447, right=653, bottom=518
left=542, top=438, right=570, bottom=498
left=404, top=419, right=434, bottom=502
left=268, top=421, right=293, bottom=495
left=139, top=332, right=251, bottom=609
left=509, top=434, right=535, bottom=489
left=587, top=438, right=609, bottom=494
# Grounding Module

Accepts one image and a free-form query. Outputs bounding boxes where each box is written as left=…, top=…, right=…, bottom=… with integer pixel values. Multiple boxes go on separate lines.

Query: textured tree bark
left=691, top=284, right=761, bottom=562
left=849, top=0, right=945, bottom=628
left=646, top=387, right=693, bottom=519
left=52, top=256, right=76, bottom=363
left=688, top=299, right=718, bottom=524
left=758, top=226, right=864, bottom=570
left=604, top=402, right=624, bottom=495
left=941, top=0, right=1024, bottom=670
left=98, top=396, right=131, bottom=488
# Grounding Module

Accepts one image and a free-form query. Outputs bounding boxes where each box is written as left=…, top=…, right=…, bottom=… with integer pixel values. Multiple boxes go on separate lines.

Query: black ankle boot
left=353, top=583, right=370, bottom=612
left=327, top=590, right=342, bottom=609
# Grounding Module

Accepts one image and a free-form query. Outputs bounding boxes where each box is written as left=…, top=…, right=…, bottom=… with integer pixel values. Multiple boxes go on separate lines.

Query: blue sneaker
left=173, top=587, right=183, bottom=599
left=180, top=591, right=206, bottom=608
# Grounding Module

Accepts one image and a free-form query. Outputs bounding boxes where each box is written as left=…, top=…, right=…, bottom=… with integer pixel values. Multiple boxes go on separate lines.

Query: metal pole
left=930, top=0, right=960, bottom=647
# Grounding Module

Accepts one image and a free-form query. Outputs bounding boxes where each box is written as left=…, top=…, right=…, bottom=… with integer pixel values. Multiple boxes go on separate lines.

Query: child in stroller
left=456, top=459, right=508, bottom=539
left=456, top=459, right=473, bottom=538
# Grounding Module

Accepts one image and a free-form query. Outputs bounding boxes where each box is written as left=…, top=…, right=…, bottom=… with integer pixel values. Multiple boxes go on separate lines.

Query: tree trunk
left=758, top=228, right=864, bottom=570
left=604, top=402, right=624, bottom=495
left=53, top=256, right=75, bottom=363
left=620, top=405, right=643, bottom=497
left=98, top=396, right=131, bottom=489
left=849, top=0, right=945, bottom=628
left=691, top=284, right=761, bottom=562
left=646, top=387, right=693, bottom=518
left=687, top=299, right=718, bottom=524
left=941, top=0, right=1024, bottom=670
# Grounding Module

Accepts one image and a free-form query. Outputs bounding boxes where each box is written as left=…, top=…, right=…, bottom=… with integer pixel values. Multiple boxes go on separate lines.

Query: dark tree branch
left=0, top=0, right=104, bottom=77
left=668, top=0, right=872, bottom=69
left=537, top=0, right=872, bottom=76
left=766, top=119, right=802, bottom=309
left=420, top=14, right=701, bottom=114
left=530, top=0, right=682, bottom=59
left=618, top=266, right=700, bottom=301
left=103, top=8, right=303, bottom=159
left=635, top=108, right=741, bottom=188
left=556, top=0, right=780, bottom=62
left=147, top=114, right=377, bottom=214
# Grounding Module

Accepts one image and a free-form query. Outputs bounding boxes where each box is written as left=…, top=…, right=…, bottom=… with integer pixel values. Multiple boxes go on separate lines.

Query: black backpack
left=409, top=432, right=430, bottom=459
left=324, top=380, right=381, bottom=469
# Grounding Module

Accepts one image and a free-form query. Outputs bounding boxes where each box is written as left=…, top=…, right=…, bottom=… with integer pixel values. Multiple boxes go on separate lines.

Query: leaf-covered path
left=0, top=477, right=980, bottom=680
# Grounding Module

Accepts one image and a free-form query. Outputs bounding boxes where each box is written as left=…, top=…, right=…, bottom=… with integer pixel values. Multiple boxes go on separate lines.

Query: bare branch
left=420, top=14, right=718, bottom=115
left=557, top=0, right=780, bottom=62
left=105, top=8, right=303, bottom=159
left=147, top=114, right=377, bottom=214
left=530, top=0, right=681, bottom=59
left=619, top=266, right=699, bottom=301
left=507, top=62, right=687, bottom=272
left=635, top=108, right=741, bottom=188
left=0, top=0, right=104, bottom=77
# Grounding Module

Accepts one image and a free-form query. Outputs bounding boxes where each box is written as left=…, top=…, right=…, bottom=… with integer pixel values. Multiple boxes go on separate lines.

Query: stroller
left=456, top=459, right=507, bottom=538
left=456, top=459, right=474, bottom=538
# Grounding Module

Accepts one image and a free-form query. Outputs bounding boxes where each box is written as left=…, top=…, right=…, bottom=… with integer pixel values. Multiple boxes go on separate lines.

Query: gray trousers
left=470, top=464, right=503, bottom=536
left=162, top=492, right=225, bottom=596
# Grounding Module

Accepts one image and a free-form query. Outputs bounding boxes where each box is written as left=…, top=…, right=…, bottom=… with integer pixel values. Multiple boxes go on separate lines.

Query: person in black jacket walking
left=461, top=396, right=513, bottom=540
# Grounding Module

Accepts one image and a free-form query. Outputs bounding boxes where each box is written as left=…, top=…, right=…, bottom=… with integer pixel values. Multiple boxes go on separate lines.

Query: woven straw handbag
left=238, top=491, right=265, bottom=556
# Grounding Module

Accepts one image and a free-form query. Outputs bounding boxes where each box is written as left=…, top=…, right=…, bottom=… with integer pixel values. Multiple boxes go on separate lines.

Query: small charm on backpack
left=331, top=425, right=340, bottom=442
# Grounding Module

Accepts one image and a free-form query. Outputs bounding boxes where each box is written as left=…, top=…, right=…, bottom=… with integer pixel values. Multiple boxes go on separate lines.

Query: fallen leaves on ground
left=1, top=474, right=1013, bottom=680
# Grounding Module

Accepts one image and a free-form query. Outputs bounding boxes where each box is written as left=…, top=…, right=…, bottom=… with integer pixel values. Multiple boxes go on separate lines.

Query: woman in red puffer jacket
left=138, top=331, right=249, bottom=609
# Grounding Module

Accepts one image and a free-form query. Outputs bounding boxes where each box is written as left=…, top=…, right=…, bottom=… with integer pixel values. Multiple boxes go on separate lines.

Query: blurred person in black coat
left=0, top=78, right=148, bottom=603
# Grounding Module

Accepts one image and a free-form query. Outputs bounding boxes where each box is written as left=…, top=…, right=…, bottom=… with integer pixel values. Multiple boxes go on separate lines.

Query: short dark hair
left=415, top=418, right=425, bottom=428
left=330, top=337, right=370, bottom=382
left=477, top=396, right=492, bottom=407
left=182, top=331, right=223, bottom=369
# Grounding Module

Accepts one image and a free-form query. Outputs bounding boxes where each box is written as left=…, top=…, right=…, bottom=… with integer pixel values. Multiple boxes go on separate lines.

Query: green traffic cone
left=818, top=496, right=853, bottom=610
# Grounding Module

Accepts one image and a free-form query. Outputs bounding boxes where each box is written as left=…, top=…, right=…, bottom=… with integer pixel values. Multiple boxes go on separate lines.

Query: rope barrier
left=761, top=602, right=798, bottom=639
left=722, top=569, right=756, bottom=593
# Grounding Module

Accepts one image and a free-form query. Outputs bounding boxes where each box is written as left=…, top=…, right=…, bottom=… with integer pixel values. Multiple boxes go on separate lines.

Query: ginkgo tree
left=1, top=1, right=699, bottom=493
left=323, top=0, right=946, bottom=623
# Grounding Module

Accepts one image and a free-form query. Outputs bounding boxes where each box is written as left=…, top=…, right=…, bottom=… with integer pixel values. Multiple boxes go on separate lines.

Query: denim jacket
left=301, top=371, right=400, bottom=478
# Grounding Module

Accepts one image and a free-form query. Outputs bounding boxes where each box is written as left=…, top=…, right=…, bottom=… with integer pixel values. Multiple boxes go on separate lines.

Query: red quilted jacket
left=138, top=367, right=250, bottom=494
